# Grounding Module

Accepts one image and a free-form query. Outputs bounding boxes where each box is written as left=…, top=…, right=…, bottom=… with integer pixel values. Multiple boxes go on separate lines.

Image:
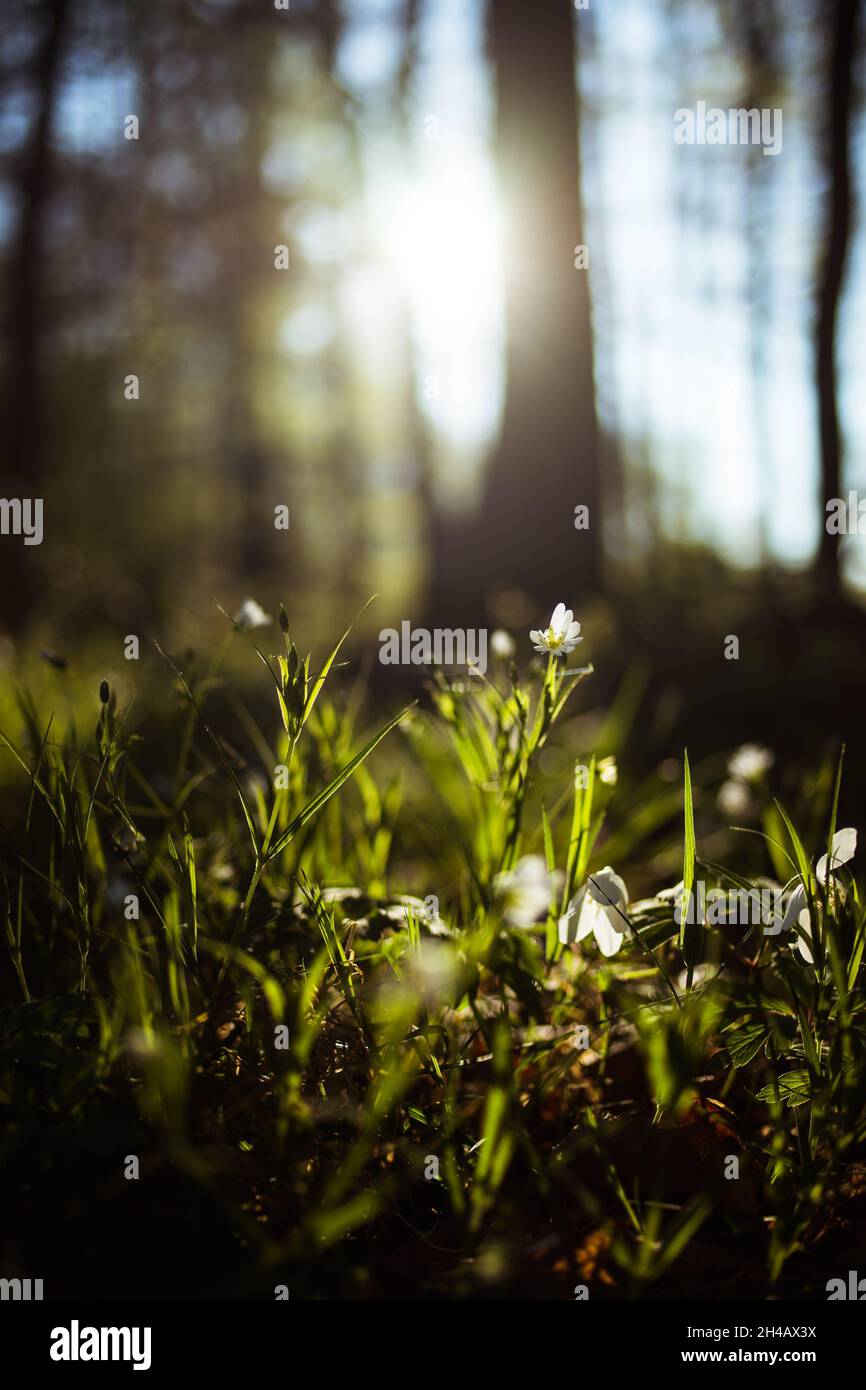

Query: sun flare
left=378, top=153, right=504, bottom=449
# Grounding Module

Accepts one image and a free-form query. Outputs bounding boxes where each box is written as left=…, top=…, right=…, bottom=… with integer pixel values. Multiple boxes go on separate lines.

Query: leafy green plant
left=0, top=601, right=863, bottom=1300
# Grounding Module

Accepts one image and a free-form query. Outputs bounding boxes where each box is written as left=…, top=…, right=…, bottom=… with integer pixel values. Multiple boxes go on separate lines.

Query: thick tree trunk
left=815, top=0, right=859, bottom=603
left=0, top=0, right=69, bottom=635
left=429, top=0, right=600, bottom=624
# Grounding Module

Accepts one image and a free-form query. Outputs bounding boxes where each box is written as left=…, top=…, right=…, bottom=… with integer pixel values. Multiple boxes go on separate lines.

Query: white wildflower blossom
left=529, top=602, right=582, bottom=657
left=816, top=827, right=857, bottom=885
left=490, top=629, right=516, bottom=660
left=727, top=743, right=774, bottom=781
left=233, top=598, right=272, bottom=631
left=495, top=855, right=562, bottom=928
left=781, top=828, right=856, bottom=965
left=718, top=778, right=752, bottom=817
left=559, top=867, right=628, bottom=957
left=781, top=884, right=814, bottom=964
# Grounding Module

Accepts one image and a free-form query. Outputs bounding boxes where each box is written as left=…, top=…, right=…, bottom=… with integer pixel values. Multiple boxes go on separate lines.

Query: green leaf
left=825, top=744, right=845, bottom=875
left=651, top=1193, right=714, bottom=1280
left=633, top=911, right=679, bottom=951
left=302, top=595, right=376, bottom=732
left=726, top=1020, right=768, bottom=1068
left=198, top=937, right=285, bottom=1020
left=276, top=688, right=290, bottom=736
left=773, top=800, right=812, bottom=889
left=541, top=803, right=555, bottom=874
left=267, top=704, right=414, bottom=860
left=679, top=750, right=696, bottom=951
left=756, top=1069, right=811, bottom=1107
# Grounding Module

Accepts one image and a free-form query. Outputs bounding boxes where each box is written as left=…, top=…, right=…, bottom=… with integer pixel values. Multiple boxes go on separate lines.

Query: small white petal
left=718, top=779, right=751, bottom=816
left=795, top=909, right=814, bottom=964
left=781, top=883, right=807, bottom=933
left=587, top=866, right=629, bottom=911
left=558, top=906, right=577, bottom=945
left=576, top=895, right=605, bottom=942
left=497, top=855, right=560, bottom=927
left=233, top=598, right=272, bottom=631
left=491, top=629, right=516, bottom=659
left=816, top=827, right=857, bottom=882
left=728, top=743, right=774, bottom=781
left=594, top=908, right=625, bottom=957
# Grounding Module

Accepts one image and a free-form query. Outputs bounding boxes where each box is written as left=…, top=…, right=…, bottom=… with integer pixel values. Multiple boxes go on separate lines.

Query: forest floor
left=2, top=599, right=865, bottom=1299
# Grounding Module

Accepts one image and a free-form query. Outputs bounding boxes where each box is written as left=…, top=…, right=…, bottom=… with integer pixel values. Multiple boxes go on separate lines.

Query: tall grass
left=1, top=603, right=864, bottom=1298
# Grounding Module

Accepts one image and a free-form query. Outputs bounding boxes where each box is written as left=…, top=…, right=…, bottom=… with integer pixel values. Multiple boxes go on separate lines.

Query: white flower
left=727, top=743, right=774, bottom=781
left=780, top=830, right=856, bottom=965
left=233, top=597, right=272, bottom=631
left=405, top=939, right=459, bottom=1005
left=816, top=827, right=857, bottom=885
left=718, top=778, right=752, bottom=817
left=490, top=628, right=516, bottom=660
left=495, top=855, right=562, bottom=928
left=598, top=756, right=618, bottom=786
left=319, top=886, right=363, bottom=904
left=559, top=866, right=628, bottom=957
left=529, top=602, right=582, bottom=657
left=781, top=883, right=814, bottom=964
left=389, top=895, right=451, bottom=937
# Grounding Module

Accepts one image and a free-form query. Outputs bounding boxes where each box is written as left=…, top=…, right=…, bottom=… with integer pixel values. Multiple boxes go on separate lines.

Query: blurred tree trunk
left=0, top=0, right=69, bottom=635
left=731, top=0, right=779, bottom=577
left=814, top=0, right=859, bottom=604
left=430, top=0, right=600, bottom=621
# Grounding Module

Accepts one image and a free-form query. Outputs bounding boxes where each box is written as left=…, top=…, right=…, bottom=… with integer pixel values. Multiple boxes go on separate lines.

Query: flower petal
left=559, top=888, right=585, bottom=944
left=558, top=908, right=576, bottom=945
left=794, top=909, right=814, bottom=965
left=816, top=827, right=857, bottom=883
left=781, top=883, right=807, bottom=934
left=594, top=907, right=625, bottom=957
left=575, top=892, right=600, bottom=942
left=587, top=866, right=628, bottom=910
